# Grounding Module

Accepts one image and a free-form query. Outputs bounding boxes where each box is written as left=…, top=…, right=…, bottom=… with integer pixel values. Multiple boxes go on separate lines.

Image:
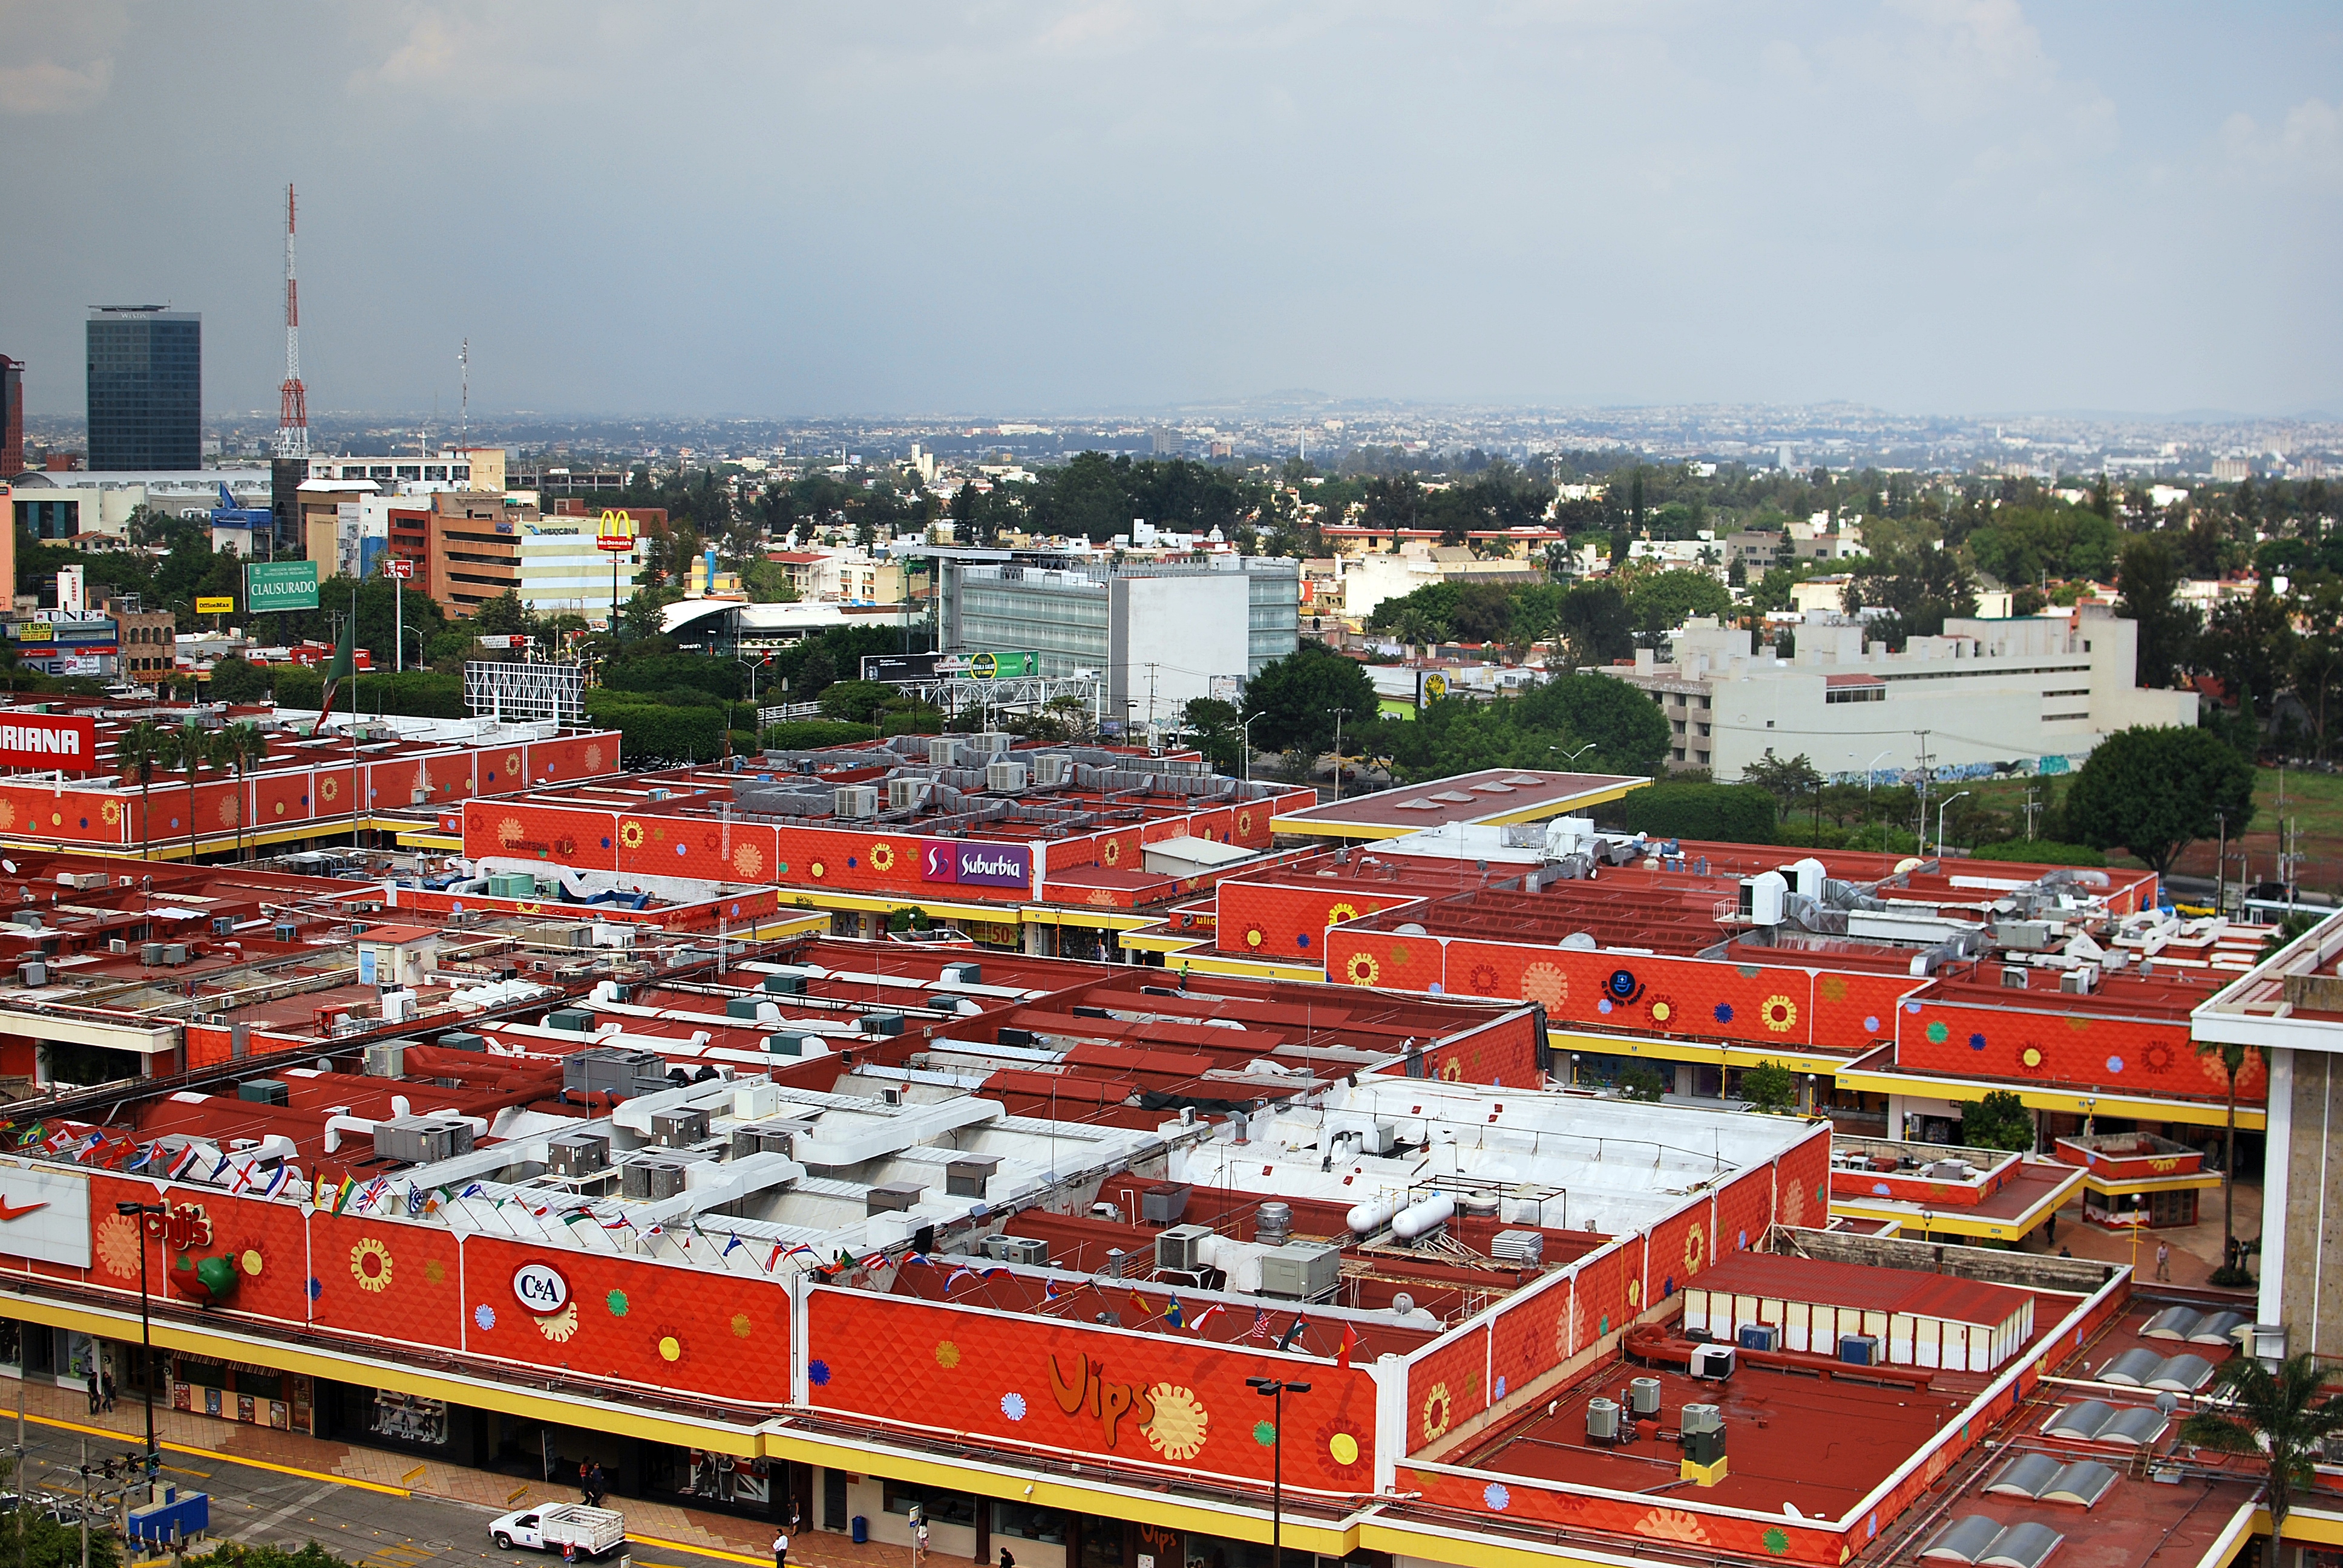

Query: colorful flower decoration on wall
left=475, top=1304, right=497, bottom=1331
left=606, top=1289, right=630, bottom=1316
left=1141, top=1383, right=1208, bottom=1461
left=619, top=821, right=646, bottom=849
left=1001, top=1392, right=1026, bottom=1421
left=1484, top=1483, right=1511, bottom=1512
left=1635, top=1509, right=1711, bottom=1545
left=1326, top=902, right=1360, bottom=927
left=94, top=1214, right=140, bottom=1281
left=1421, top=1382, right=1454, bottom=1442
left=350, top=1237, right=392, bottom=1292
left=870, top=842, right=896, bottom=872
left=733, top=843, right=765, bottom=879
left=1761, top=995, right=1798, bottom=1034
left=1647, top=993, right=1677, bottom=1026
left=537, top=1301, right=580, bottom=1342
left=1345, top=953, right=1381, bottom=986
left=1519, top=961, right=1567, bottom=1011
left=935, top=1341, right=961, bottom=1368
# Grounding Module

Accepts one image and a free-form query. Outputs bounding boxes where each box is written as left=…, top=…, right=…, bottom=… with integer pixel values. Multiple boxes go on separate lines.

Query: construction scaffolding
left=464, top=661, right=586, bottom=724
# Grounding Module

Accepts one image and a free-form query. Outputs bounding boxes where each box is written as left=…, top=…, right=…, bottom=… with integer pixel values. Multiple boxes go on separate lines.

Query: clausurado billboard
left=246, top=560, right=320, bottom=612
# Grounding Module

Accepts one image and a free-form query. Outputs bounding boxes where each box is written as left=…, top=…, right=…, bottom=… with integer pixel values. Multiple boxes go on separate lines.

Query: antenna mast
left=273, top=183, right=309, bottom=461
left=459, top=338, right=470, bottom=449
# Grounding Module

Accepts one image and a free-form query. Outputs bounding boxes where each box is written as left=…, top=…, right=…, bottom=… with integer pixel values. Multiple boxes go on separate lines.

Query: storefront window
left=992, top=1501, right=1067, bottom=1543
left=678, top=1451, right=769, bottom=1508
left=882, top=1481, right=975, bottom=1527
left=372, top=1391, right=449, bottom=1446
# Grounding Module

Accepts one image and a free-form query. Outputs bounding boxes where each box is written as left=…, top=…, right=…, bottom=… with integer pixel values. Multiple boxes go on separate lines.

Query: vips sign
left=920, top=839, right=1033, bottom=889
left=0, top=712, right=97, bottom=773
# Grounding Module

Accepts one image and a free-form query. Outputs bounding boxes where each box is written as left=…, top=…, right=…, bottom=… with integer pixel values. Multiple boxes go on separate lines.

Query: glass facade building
left=87, top=308, right=201, bottom=471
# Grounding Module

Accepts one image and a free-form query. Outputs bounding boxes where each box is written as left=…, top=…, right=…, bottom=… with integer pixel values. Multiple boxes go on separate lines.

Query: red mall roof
left=1691, top=1250, right=2036, bottom=1327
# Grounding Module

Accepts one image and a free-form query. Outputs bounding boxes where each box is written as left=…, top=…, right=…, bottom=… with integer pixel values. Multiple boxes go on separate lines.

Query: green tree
left=1624, top=569, right=1733, bottom=635
left=220, top=720, right=268, bottom=862
left=2062, top=725, right=2255, bottom=877
left=1959, top=1089, right=2034, bottom=1152
left=206, top=656, right=272, bottom=704
left=1617, top=1062, right=1666, bottom=1102
left=157, top=719, right=223, bottom=858
left=2115, top=534, right=2200, bottom=688
left=816, top=680, right=897, bottom=724
left=1740, top=1060, right=1797, bottom=1114
left=1241, top=641, right=1377, bottom=757
left=1177, top=697, right=1247, bottom=774
left=1739, top=753, right=1824, bottom=810
left=2179, top=1353, right=2343, bottom=1530
left=1513, top=670, right=1673, bottom=776
left=1610, top=783, right=1777, bottom=844
left=1555, top=582, right=1636, bottom=667
left=2195, top=1037, right=2261, bottom=1285
left=117, top=719, right=165, bottom=860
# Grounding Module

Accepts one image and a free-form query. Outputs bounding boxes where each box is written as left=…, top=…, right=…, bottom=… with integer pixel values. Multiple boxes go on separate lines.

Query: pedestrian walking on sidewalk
left=2155, top=1241, right=2171, bottom=1281
left=772, top=1530, right=789, bottom=1568
left=85, top=1365, right=100, bottom=1415
left=1001, top=1550, right=1017, bottom=1568
left=101, top=1367, right=117, bottom=1413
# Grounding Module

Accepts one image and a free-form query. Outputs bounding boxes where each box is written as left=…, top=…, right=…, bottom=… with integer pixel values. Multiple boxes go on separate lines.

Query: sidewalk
left=2024, top=1180, right=2262, bottom=1293
left=5, top=1376, right=938, bottom=1568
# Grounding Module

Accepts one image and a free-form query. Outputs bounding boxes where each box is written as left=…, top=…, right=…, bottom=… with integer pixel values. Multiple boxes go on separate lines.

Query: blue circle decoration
left=1598, top=999, right=1613, bottom=1014
left=2106, top=1056, right=2125, bottom=1074
left=848, top=857, right=859, bottom=868
left=1904, top=1002, right=1922, bottom=1014
left=1714, top=1003, right=1734, bottom=1024
left=1001, top=1392, right=1027, bottom=1421
left=1605, top=968, right=1645, bottom=1003
left=675, top=843, right=687, bottom=857
left=307, top=1276, right=323, bottom=1301
left=1872, top=1182, right=1890, bottom=1196
left=601, top=837, right=612, bottom=848
left=77, top=818, right=86, bottom=828
left=1737, top=1229, right=1748, bottom=1249
left=1427, top=982, right=1444, bottom=995
left=1969, top=1033, right=1988, bottom=1052
left=808, top=1359, right=831, bottom=1386
left=1484, top=1483, right=1511, bottom=1512
left=1494, top=1375, right=1507, bottom=1399
left=1864, top=1015, right=1881, bottom=1032
left=1297, top=933, right=1309, bottom=947
left=475, top=1303, right=496, bottom=1331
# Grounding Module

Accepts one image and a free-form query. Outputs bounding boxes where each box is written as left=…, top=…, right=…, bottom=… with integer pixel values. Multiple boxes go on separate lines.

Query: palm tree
left=2196, top=1037, right=2261, bottom=1285
left=116, top=720, right=165, bottom=861
left=2181, top=1353, right=2343, bottom=1530
left=219, top=722, right=267, bottom=862
left=156, top=720, right=221, bottom=863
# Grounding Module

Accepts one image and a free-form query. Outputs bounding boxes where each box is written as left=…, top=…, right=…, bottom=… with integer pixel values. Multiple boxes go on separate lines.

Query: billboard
left=194, top=596, right=235, bottom=616
left=246, top=560, right=320, bottom=612
left=0, top=712, right=97, bottom=773
left=595, top=509, right=638, bottom=554
left=940, top=651, right=1040, bottom=679
left=922, top=838, right=1032, bottom=889
left=1415, top=669, right=1451, bottom=710
left=861, top=653, right=943, bottom=684
left=0, top=1161, right=90, bottom=1269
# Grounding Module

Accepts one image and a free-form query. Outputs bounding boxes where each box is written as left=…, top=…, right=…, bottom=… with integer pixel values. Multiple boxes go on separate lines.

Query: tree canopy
left=1242, top=641, right=1378, bottom=757
left=2062, top=725, right=2255, bottom=876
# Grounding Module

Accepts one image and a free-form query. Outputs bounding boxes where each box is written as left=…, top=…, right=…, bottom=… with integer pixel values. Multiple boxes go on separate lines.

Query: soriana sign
left=0, top=712, right=97, bottom=772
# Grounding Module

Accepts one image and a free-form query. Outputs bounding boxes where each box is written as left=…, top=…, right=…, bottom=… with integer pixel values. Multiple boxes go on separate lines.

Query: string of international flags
left=4, top=1120, right=1363, bottom=1365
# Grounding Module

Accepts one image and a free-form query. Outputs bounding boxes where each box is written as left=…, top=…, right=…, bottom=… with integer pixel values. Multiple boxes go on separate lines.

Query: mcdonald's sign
left=595, top=509, right=637, bottom=555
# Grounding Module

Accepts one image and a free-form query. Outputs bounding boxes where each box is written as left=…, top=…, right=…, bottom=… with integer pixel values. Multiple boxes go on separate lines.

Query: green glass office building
left=87, top=307, right=200, bottom=471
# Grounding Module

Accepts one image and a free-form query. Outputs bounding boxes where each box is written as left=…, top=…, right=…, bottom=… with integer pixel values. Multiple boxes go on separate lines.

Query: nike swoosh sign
left=0, top=1198, right=50, bottom=1222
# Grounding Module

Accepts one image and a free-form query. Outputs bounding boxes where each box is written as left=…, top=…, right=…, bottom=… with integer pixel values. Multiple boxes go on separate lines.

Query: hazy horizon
left=4, top=2, right=2338, bottom=421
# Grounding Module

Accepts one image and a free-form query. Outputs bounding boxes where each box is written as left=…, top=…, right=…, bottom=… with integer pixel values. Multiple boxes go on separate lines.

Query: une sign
left=921, top=839, right=1032, bottom=889
left=512, top=1261, right=570, bottom=1315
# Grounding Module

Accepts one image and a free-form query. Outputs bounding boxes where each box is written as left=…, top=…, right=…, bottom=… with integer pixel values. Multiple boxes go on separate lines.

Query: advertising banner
left=194, top=596, right=235, bottom=615
left=0, top=712, right=97, bottom=773
left=0, top=1159, right=91, bottom=1269
left=246, top=560, right=321, bottom=612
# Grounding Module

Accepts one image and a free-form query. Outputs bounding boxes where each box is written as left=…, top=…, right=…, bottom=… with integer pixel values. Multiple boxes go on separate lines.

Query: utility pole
left=1912, top=730, right=1932, bottom=855
left=2021, top=786, right=2040, bottom=841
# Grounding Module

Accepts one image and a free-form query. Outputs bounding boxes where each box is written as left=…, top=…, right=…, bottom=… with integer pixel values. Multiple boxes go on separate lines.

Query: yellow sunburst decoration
left=1421, top=1382, right=1453, bottom=1442
left=870, top=841, right=896, bottom=872
left=619, top=820, right=646, bottom=849
left=733, top=843, right=765, bottom=878
left=1761, top=995, right=1798, bottom=1034
left=1102, top=838, right=1121, bottom=866
left=320, top=777, right=340, bottom=803
left=1683, top=1221, right=1706, bottom=1276
left=1142, top=1383, right=1208, bottom=1462
left=101, top=800, right=122, bottom=826
left=350, top=1237, right=393, bottom=1293
left=1326, top=902, right=1359, bottom=926
left=1345, top=952, right=1380, bottom=986
left=536, top=1301, right=580, bottom=1342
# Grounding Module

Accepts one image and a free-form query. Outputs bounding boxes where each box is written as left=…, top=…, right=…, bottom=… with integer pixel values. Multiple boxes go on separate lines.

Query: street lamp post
left=1239, top=712, right=1262, bottom=785
left=1247, top=1376, right=1311, bottom=1568
left=1863, top=750, right=1891, bottom=790
left=113, top=1201, right=165, bottom=1485
left=1935, top=790, right=1971, bottom=858
left=1552, top=742, right=1596, bottom=769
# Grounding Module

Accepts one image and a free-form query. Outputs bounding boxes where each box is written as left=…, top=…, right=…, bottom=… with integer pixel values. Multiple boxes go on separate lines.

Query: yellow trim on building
left=1163, top=952, right=1324, bottom=982
left=396, top=830, right=464, bottom=851
left=1827, top=1166, right=2080, bottom=1241
left=2076, top=1169, right=2224, bottom=1198
left=1832, top=1065, right=2266, bottom=1132
left=1, top=1293, right=764, bottom=1456
left=1118, top=930, right=1211, bottom=956
left=1553, top=1029, right=1849, bottom=1077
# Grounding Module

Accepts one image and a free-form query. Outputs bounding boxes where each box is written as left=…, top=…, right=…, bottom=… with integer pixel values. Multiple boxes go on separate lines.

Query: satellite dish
left=1392, top=1292, right=1415, bottom=1315
left=0, top=861, right=13, bottom=874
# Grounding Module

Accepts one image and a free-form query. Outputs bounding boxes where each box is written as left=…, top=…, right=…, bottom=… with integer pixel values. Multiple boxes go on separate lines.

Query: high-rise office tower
left=0, top=354, right=22, bottom=476
left=87, top=307, right=201, bottom=471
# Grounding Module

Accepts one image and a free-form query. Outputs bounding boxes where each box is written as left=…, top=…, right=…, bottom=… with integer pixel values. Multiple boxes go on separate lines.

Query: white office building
left=937, top=553, right=1300, bottom=734
left=518, top=519, right=638, bottom=626
left=1603, top=604, right=2199, bottom=779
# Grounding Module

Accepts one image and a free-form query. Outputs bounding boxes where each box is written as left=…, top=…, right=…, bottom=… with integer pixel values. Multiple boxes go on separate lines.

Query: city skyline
left=1, top=2, right=2338, bottom=421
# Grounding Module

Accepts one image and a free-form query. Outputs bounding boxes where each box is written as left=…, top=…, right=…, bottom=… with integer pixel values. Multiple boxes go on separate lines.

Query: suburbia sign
left=0, top=713, right=97, bottom=772
left=921, top=838, right=1032, bottom=889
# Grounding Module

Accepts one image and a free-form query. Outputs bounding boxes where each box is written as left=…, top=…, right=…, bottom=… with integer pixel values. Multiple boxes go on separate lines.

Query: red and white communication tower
left=273, top=183, right=309, bottom=462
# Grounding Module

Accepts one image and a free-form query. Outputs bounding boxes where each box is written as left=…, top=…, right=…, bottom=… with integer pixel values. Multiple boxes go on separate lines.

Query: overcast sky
left=3, top=1, right=2338, bottom=420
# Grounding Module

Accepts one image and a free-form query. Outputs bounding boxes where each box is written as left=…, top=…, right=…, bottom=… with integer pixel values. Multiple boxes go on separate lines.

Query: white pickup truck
left=490, top=1504, right=628, bottom=1560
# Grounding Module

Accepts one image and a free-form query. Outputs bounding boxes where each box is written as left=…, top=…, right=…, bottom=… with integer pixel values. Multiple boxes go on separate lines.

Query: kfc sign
left=0, top=713, right=96, bottom=772
left=920, top=839, right=1032, bottom=889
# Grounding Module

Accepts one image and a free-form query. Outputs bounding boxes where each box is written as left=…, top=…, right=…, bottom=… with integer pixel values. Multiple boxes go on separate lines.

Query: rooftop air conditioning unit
left=1689, top=1344, right=1737, bottom=1380
left=107, top=939, right=129, bottom=956
left=1257, top=1241, right=1343, bottom=1301
left=1156, top=1223, right=1212, bottom=1273
left=1490, top=1230, right=1545, bottom=1266
left=926, top=737, right=960, bottom=768
left=834, top=785, right=879, bottom=819
left=650, top=1108, right=710, bottom=1148
left=1031, top=753, right=1072, bottom=788
left=986, top=762, right=1029, bottom=794
left=887, top=777, right=933, bottom=812
left=980, top=1234, right=1047, bottom=1265
left=547, top=1132, right=610, bottom=1177
left=620, top=1157, right=687, bottom=1201
left=977, top=732, right=1013, bottom=757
